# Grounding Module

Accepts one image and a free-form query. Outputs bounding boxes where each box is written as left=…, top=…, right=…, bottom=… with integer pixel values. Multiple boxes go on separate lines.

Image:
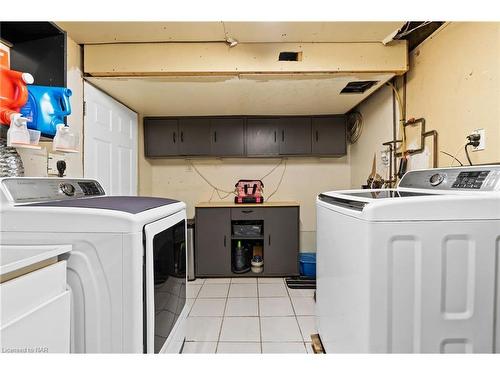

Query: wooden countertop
left=196, top=201, right=300, bottom=208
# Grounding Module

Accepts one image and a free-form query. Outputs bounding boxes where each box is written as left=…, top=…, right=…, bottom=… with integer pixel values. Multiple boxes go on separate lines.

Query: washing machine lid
left=25, top=196, right=179, bottom=214
left=317, top=189, right=439, bottom=212
left=317, top=188, right=500, bottom=221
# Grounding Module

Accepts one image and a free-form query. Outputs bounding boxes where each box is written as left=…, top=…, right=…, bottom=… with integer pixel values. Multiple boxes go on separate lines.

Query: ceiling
left=86, top=73, right=394, bottom=116
left=57, top=22, right=404, bottom=44
left=64, top=22, right=404, bottom=116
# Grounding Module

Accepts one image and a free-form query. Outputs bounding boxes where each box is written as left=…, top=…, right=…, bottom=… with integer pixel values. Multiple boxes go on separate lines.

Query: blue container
left=20, top=85, right=72, bottom=138
left=299, top=253, right=316, bottom=278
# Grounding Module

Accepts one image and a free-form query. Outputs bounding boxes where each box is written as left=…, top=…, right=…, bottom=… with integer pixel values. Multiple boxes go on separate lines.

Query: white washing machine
left=0, top=177, right=188, bottom=353
left=316, top=166, right=500, bottom=353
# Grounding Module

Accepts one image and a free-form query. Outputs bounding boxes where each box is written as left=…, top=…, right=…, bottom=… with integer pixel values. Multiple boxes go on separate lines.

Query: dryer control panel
left=399, top=166, right=500, bottom=191
left=0, top=178, right=105, bottom=204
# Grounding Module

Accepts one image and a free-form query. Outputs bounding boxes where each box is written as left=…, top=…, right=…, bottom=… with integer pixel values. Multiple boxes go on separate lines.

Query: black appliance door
left=144, top=214, right=186, bottom=353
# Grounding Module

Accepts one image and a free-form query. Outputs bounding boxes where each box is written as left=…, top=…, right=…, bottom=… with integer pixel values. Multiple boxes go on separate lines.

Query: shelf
left=231, top=235, right=264, bottom=240
left=1, top=22, right=66, bottom=87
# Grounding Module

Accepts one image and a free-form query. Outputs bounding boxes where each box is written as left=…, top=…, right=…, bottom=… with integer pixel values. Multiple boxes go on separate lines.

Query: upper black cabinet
left=279, top=117, right=312, bottom=155
left=210, top=118, right=245, bottom=156
left=312, top=116, right=347, bottom=156
left=179, top=118, right=211, bottom=155
left=144, top=119, right=179, bottom=157
left=144, top=115, right=346, bottom=158
left=246, top=118, right=280, bottom=156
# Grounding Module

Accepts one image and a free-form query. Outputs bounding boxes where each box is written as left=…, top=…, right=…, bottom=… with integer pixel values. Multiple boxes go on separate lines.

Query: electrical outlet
left=48, top=153, right=65, bottom=175
left=472, top=129, right=486, bottom=151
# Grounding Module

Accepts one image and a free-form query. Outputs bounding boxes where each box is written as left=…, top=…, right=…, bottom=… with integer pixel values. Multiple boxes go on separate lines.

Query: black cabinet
left=1, top=22, right=66, bottom=87
left=179, top=118, right=211, bottom=156
left=246, top=118, right=280, bottom=156
left=210, top=118, right=245, bottom=156
left=279, top=117, right=312, bottom=155
left=312, top=116, right=347, bottom=155
left=195, top=208, right=232, bottom=276
left=264, top=207, right=299, bottom=275
left=144, top=119, right=179, bottom=157
left=195, top=204, right=299, bottom=277
left=144, top=115, right=346, bottom=158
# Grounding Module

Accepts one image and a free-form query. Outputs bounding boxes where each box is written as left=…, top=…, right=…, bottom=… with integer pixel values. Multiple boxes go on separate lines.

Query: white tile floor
left=182, top=277, right=317, bottom=354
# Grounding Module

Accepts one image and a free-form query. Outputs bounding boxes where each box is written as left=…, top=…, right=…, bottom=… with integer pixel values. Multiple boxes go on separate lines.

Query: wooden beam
left=84, top=41, right=408, bottom=76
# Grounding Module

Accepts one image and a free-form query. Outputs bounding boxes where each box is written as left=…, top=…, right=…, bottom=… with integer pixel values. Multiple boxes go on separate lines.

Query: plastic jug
left=0, top=65, right=34, bottom=125
left=20, top=85, right=72, bottom=138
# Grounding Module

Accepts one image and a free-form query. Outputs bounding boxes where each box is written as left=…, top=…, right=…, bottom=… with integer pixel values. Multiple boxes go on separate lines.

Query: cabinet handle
left=274, top=131, right=277, bottom=143
left=173, top=132, right=176, bottom=143
left=224, top=235, right=226, bottom=247
left=268, top=234, right=271, bottom=246
left=282, top=130, right=285, bottom=142
left=214, top=131, right=217, bottom=143
left=315, top=130, right=319, bottom=142
left=241, top=209, right=253, bottom=214
left=181, top=131, right=184, bottom=142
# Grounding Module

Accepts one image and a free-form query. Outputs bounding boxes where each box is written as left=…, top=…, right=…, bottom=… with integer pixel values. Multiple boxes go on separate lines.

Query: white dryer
left=316, top=166, right=500, bottom=353
left=0, top=177, right=187, bottom=353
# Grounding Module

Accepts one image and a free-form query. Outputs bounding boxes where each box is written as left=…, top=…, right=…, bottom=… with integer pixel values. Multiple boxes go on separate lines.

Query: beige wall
left=405, top=22, right=500, bottom=166
left=17, top=36, right=84, bottom=177
left=350, top=22, right=500, bottom=186
left=350, top=85, right=394, bottom=188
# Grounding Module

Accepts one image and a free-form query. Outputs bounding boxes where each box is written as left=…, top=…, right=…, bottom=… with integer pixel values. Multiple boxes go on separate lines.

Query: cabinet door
left=311, top=116, right=347, bottom=156
left=144, top=118, right=179, bottom=157
left=264, top=207, right=299, bottom=275
left=179, top=118, right=211, bottom=155
left=246, top=118, right=280, bottom=156
left=280, top=117, right=312, bottom=155
left=195, top=208, right=231, bottom=276
left=210, top=118, right=245, bottom=156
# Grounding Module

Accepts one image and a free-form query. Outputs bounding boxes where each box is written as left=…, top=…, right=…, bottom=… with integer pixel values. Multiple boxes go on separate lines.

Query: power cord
left=265, top=159, right=287, bottom=202
left=440, top=150, right=464, bottom=166
left=260, top=159, right=284, bottom=180
left=188, top=160, right=237, bottom=202
left=465, top=133, right=481, bottom=166
left=189, top=158, right=288, bottom=202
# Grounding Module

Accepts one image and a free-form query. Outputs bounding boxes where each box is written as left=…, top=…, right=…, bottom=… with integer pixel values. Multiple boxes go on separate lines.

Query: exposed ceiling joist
left=57, top=21, right=405, bottom=44
left=84, top=41, right=408, bottom=77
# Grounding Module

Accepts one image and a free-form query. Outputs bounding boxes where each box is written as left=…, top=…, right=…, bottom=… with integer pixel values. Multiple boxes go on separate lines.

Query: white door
left=83, top=82, right=138, bottom=195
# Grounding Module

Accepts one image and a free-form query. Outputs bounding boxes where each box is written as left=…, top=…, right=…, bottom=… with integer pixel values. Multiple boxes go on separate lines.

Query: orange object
left=0, top=46, right=9, bottom=68
left=0, top=63, right=34, bottom=125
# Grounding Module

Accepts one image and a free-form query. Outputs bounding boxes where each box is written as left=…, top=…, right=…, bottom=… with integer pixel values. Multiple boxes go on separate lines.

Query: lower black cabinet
left=195, top=208, right=232, bottom=276
left=264, top=207, right=300, bottom=275
left=195, top=204, right=300, bottom=277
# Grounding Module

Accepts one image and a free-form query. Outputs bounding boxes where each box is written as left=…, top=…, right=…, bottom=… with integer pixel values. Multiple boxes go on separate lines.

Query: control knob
left=60, top=183, right=76, bottom=196
left=429, top=173, right=445, bottom=186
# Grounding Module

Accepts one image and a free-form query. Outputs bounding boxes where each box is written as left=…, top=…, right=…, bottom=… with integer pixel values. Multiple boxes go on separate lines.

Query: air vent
left=278, top=51, right=302, bottom=61
left=340, top=81, right=378, bottom=94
